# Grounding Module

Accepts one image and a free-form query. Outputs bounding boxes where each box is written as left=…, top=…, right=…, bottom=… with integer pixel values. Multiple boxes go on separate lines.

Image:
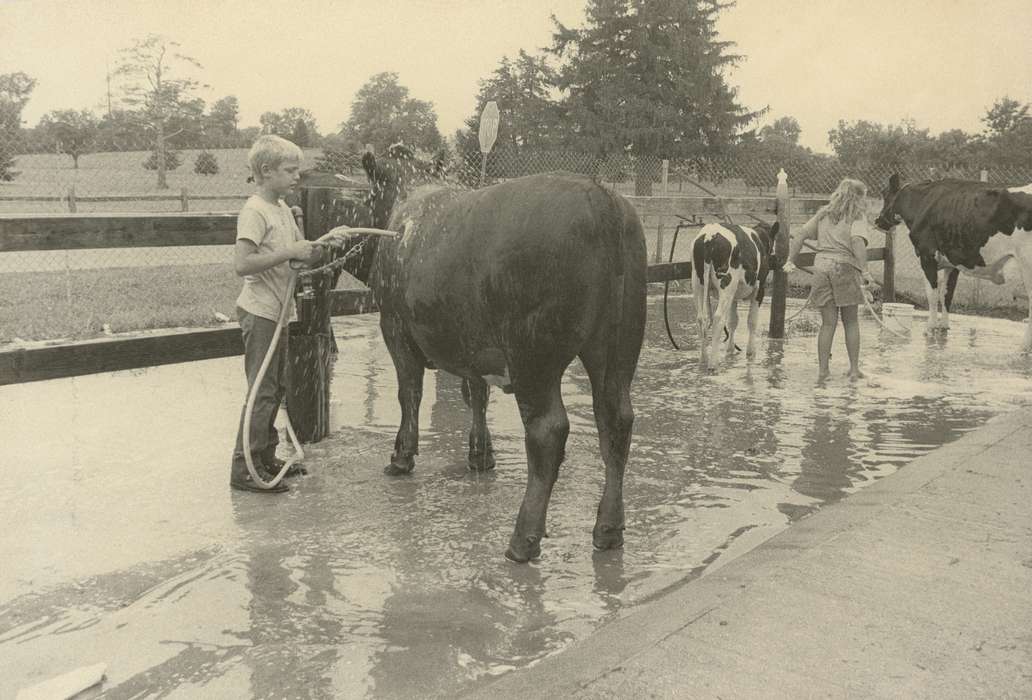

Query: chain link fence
left=2, top=130, right=1030, bottom=342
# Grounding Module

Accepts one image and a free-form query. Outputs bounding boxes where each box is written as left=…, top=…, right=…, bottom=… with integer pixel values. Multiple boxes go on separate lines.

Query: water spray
left=241, top=225, right=398, bottom=490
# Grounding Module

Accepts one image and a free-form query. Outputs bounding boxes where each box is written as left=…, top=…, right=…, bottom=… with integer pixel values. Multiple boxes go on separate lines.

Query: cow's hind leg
left=745, top=297, right=760, bottom=359
left=938, top=268, right=951, bottom=329
left=725, top=301, right=740, bottom=356
left=506, top=377, right=569, bottom=562
left=382, top=318, right=425, bottom=475
left=579, top=339, right=636, bottom=553
left=919, top=255, right=940, bottom=334
left=461, top=377, right=495, bottom=471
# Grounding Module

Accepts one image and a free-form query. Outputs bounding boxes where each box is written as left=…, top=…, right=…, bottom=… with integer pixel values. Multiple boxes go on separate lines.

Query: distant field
left=0, top=147, right=326, bottom=214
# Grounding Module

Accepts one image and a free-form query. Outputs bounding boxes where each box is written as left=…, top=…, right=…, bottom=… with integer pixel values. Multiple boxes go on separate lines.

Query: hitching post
left=768, top=168, right=791, bottom=338
left=479, top=101, right=499, bottom=187
left=284, top=180, right=339, bottom=444
left=654, top=159, right=669, bottom=263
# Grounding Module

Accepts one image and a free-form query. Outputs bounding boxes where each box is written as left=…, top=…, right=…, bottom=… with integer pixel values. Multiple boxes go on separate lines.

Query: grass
left=0, top=264, right=240, bottom=343
left=0, top=263, right=370, bottom=344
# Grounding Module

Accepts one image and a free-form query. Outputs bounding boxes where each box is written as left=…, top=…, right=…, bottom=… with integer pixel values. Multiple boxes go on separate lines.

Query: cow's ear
left=889, top=173, right=901, bottom=192
left=361, top=152, right=377, bottom=182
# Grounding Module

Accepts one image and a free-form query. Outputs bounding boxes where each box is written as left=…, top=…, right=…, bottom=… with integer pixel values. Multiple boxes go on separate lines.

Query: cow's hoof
left=467, top=451, right=496, bottom=472
left=505, top=535, right=541, bottom=563
left=592, top=524, right=625, bottom=551
left=384, top=457, right=415, bottom=476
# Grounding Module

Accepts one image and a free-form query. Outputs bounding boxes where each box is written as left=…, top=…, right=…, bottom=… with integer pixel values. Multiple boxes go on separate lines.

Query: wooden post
left=286, top=184, right=332, bottom=443
left=654, top=159, right=669, bottom=263
left=882, top=227, right=895, bottom=302
left=768, top=168, right=791, bottom=338
left=180, top=187, right=189, bottom=212
left=67, top=185, right=77, bottom=213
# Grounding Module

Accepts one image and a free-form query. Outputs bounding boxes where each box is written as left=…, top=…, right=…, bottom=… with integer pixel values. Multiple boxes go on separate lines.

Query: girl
left=787, top=178, right=874, bottom=382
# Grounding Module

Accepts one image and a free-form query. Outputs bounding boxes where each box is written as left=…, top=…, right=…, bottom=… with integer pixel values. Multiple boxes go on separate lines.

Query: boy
left=230, top=135, right=321, bottom=493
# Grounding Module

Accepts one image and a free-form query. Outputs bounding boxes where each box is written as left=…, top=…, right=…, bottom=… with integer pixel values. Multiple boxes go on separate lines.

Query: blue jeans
left=230, top=307, right=287, bottom=478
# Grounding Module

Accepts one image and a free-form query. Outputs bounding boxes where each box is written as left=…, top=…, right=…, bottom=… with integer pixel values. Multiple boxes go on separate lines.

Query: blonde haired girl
left=787, top=178, right=874, bottom=382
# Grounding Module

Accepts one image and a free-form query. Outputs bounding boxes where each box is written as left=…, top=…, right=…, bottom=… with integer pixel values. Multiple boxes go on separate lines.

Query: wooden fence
left=0, top=185, right=893, bottom=385
left=0, top=188, right=248, bottom=212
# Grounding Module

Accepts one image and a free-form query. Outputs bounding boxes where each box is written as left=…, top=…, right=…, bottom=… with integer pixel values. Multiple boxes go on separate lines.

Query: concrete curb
left=470, top=408, right=1032, bottom=699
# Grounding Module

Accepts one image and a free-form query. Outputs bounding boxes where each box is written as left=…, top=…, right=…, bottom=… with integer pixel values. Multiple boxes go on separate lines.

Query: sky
left=1, top=0, right=1030, bottom=153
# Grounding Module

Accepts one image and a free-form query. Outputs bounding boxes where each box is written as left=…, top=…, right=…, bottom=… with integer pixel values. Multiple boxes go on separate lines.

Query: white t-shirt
left=799, top=212, right=869, bottom=270
left=235, top=195, right=302, bottom=322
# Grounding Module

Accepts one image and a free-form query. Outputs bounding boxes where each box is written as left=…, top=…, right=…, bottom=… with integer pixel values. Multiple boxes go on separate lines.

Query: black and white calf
left=875, top=174, right=1032, bottom=349
left=691, top=222, right=778, bottom=370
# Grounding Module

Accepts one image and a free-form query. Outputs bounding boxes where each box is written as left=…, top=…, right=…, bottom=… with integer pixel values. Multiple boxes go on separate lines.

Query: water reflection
left=3, top=301, right=1032, bottom=698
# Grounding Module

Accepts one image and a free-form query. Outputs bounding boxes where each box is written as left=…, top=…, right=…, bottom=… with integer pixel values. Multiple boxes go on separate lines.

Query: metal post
left=479, top=153, right=487, bottom=188
left=882, top=227, right=895, bottom=302
left=180, top=187, right=189, bottom=212
left=67, top=185, right=77, bottom=213
left=768, top=168, right=791, bottom=338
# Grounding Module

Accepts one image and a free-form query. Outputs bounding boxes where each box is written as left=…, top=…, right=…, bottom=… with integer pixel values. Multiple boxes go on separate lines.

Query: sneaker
left=264, top=454, right=308, bottom=478
left=230, top=468, right=289, bottom=493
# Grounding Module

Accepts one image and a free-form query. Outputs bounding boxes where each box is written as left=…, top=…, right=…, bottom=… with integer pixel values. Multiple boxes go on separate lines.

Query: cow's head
left=361, top=143, right=446, bottom=228
left=752, top=220, right=780, bottom=267
left=874, top=173, right=904, bottom=231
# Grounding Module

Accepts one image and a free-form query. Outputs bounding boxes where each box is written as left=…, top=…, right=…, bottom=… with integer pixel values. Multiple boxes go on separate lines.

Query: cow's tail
left=598, top=186, right=642, bottom=388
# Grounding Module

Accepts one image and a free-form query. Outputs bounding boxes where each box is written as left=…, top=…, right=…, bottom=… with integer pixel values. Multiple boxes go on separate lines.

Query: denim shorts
left=810, top=259, right=864, bottom=307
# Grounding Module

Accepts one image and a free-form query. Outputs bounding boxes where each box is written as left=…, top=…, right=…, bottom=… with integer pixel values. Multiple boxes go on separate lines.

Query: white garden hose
left=242, top=226, right=398, bottom=490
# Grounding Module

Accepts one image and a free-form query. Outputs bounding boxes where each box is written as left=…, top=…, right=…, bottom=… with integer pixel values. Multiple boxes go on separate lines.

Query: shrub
left=142, top=148, right=182, bottom=171
left=194, top=150, right=219, bottom=175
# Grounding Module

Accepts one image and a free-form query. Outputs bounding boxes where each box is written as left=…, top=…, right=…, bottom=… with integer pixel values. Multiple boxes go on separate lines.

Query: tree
left=760, top=116, right=801, bottom=144
left=37, top=109, right=99, bottom=168
left=454, top=50, right=566, bottom=170
left=0, top=72, right=37, bottom=181
left=982, top=97, right=1031, bottom=137
left=205, top=95, right=239, bottom=143
left=259, top=107, right=318, bottom=142
left=194, top=150, right=219, bottom=174
left=291, top=118, right=311, bottom=147
left=341, top=72, right=444, bottom=154
left=550, top=0, right=761, bottom=193
left=142, top=148, right=182, bottom=171
left=827, top=119, right=935, bottom=169
left=115, top=34, right=207, bottom=188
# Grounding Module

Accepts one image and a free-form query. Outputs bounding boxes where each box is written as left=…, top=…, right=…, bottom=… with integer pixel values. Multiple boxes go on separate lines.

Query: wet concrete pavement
left=2, top=298, right=1032, bottom=698
left=474, top=406, right=1032, bottom=699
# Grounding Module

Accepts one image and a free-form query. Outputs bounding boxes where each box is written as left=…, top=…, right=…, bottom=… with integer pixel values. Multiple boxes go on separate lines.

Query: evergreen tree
left=551, top=0, right=760, bottom=193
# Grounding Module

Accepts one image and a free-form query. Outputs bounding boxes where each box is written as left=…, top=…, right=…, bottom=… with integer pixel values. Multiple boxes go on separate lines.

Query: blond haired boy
left=230, top=135, right=321, bottom=493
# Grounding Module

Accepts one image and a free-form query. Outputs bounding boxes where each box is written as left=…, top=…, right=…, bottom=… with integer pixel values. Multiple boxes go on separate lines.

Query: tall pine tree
left=551, top=0, right=760, bottom=193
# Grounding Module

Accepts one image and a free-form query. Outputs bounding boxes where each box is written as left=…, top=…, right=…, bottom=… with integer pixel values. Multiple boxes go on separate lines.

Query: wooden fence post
left=67, top=185, right=77, bottom=213
left=882, top=227, right=895, bottom=302
left=768, top=168, right=791, bottom=338
left=180, top=187, right=189, bottom=212
left=654, top=159, right=669, bottom=263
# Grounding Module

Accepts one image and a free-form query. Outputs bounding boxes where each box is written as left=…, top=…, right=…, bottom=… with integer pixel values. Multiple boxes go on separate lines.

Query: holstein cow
left=338, top=148, right=647, bottom=562
left=874, top=174, right=1032, bottom=349
left=690, top=221, right=778, bottom=370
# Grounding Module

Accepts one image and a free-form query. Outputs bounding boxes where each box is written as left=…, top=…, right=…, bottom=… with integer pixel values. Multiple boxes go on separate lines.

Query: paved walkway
left=473, top=408, right=1032, bottom=699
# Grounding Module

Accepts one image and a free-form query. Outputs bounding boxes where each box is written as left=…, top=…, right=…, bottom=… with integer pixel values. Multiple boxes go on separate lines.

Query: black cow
left=690, top=222, right=778, bottom=370
left=337, top=148, right=647, bottom=562
left=874, top=174, right=1032, bottom=348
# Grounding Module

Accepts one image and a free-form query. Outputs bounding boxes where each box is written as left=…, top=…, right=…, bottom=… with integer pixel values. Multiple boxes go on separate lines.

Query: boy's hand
left=287, top=239, right=317, bottom=262
left=782, top=261, right=798, bottom=274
